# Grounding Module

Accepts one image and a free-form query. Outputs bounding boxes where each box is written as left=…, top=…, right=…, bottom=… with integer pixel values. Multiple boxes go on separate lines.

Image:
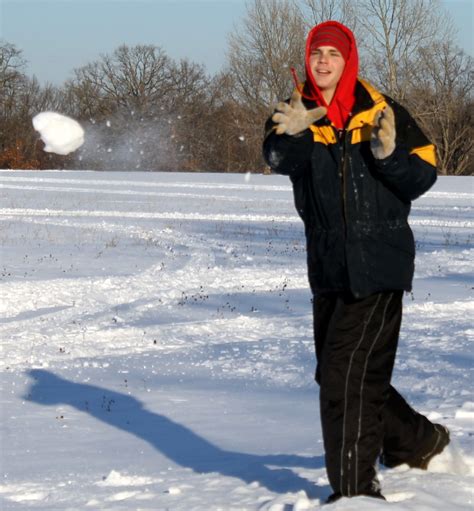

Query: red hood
left=304, top=21, right=358, bottom=130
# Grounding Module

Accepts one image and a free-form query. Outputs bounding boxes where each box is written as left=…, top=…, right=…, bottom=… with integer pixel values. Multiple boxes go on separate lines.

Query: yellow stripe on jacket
left=410, top=144, right=437, bottom=167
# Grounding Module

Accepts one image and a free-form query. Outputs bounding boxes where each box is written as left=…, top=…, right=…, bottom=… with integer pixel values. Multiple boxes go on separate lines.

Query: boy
left=263, top=20, right=449, bottom=503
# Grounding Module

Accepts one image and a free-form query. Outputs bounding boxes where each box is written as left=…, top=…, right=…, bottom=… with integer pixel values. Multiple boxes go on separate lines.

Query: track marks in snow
left=1, top=196, right=311, bottom=371
left=3, top=206, right=473, bottom=229
left=0, top=173, right=293, bottom=192
left=2, top=174, right=472, bottom=199
left=0, top=183, right=292, bottom=204
left=420, top=191, right=473, bottom=201
left=0, top=484, right=49, bottom=503
left=385, top=492, right=415, bottom=503
left=96, top=470, right=157, bottom=487
left=405, top=299, right=474, bottom=316
left=1, top=206, right=301, bottom=224
left=410, top=218, right=473, bottom=229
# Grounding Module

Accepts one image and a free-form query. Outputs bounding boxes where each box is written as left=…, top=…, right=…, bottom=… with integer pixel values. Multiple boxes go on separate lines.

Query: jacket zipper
left=338, top=129, right=348, bottom=238
left=339, top=128, right=353, bottom=293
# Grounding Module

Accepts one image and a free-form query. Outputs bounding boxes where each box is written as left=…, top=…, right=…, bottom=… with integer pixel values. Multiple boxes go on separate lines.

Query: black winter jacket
left=263, top=79, right=437, bottom=298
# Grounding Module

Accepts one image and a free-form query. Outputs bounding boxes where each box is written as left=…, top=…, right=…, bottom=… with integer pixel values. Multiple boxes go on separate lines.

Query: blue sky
left=1, top=0, right=472, bottom=85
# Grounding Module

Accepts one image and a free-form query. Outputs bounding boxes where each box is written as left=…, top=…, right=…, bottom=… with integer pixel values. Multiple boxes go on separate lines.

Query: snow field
left=0, top=171, right=473, bottom=510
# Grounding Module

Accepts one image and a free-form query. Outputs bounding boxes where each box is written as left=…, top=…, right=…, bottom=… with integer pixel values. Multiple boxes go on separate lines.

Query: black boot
left=325, top=493, right=342, bottom=504
left=405, top=424, right=450, bottom=470
left=325, top=491, right=386, bottom=505
left=382, top=423, right=450, bottom=470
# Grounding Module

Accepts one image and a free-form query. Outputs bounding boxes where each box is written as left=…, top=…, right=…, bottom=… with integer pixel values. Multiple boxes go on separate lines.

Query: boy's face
left=309, top=45, right=346, bottom=98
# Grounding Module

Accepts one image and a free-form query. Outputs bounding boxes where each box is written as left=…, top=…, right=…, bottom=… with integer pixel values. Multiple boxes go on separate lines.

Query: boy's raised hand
left=272, top=90, right=327, bottom=136
left=371, top=105, right=396, bottom=160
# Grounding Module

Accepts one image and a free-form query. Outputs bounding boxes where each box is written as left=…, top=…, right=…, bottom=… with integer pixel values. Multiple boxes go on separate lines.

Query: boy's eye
left=310, top=50, right=341, bottom=57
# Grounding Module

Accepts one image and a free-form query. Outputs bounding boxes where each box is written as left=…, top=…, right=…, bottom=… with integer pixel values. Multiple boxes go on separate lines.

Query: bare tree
left=167, top=59, right=209, bottom=104
left=221, top=0, right=308, bottom=171
left=301, top=0, right=358, bottom=30
left=355, top=0, right=452, bottom=101
left=0, top=41, right=26, bottom=94
left=70, top=45, right=172, bottom=115
left=405, top=41, right=473, bottom=175
left=0, top=43, right=42, bottom=168
left=64, top=45, right=221, bottom=171
left=227, top=0, right=306, bottom=113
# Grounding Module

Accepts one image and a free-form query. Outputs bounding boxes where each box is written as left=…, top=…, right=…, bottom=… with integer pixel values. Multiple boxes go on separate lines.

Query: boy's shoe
left=325, top=493, right=342, bottom=504
left=325, top=491, right=385, bottom=504
left=381, top=424, right=450, bottom=470
left=406, top=424, right=450, bottom=470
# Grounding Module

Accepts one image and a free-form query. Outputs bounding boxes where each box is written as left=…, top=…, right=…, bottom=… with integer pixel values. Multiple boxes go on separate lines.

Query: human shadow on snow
left=24, top=369, right=328, bottom=499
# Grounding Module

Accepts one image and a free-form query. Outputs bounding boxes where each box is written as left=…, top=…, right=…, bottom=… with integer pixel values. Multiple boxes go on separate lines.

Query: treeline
left=1, top=0, right=472, bottom=174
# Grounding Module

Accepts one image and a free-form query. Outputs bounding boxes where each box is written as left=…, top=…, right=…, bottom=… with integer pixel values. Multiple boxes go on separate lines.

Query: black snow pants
left=313, top=290, right=436, bottom=497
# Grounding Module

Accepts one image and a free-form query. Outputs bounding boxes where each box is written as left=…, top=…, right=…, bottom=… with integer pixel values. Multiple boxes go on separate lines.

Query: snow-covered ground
left=0, top=170, right=473, bottom=510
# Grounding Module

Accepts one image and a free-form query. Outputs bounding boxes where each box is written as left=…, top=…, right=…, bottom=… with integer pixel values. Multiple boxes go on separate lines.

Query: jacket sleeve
left=373, top=99, right=437, bottom=202
left=262, top=114, right=314, bottom=178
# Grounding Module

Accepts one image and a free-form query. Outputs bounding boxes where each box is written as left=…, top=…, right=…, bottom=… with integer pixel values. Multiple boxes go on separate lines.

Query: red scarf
left=302, top=21, right=358, bottom=130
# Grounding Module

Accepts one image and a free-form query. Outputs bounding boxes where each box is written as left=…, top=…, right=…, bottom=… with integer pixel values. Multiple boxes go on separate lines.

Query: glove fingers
left=379, top=117, right=392, bottom=134
left=383, top=104, right=395, bottom=125
left=273, top=89, right=324, bottom=135
left=275, top=102, right=291, bottom=114
left=374, top=106, right=395, bottom=129
left=290, top=89, right=303, bottom=108
left=371, top=110, right=381, bottom=143
left=379, top=106, right=395, bottom=136
left=272, top=112, right=288, bottom=124
left=373, top=109, right=383, bottom=127
left=371, top=105, right=396, bottom=159
left=308, top=106, right=327, bottom=122
left=370, top=132, right=380, bottom=147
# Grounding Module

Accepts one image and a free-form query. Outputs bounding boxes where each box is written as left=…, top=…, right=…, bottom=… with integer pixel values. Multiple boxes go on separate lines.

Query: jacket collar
left=304, top=78, right=388, bottom=131
left=352, top=79, right=385, bottom=114
left=346, top=79, right=388, bottom=131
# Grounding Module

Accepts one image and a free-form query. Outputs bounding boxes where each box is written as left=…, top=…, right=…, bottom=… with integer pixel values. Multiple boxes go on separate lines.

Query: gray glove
left=371, top=105, right=396, bottom=159
left=272, top=90, right=327, bottom=136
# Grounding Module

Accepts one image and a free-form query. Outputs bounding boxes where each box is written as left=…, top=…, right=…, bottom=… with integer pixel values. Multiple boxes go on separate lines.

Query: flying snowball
left=32, top=112, right=85, bottom=155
